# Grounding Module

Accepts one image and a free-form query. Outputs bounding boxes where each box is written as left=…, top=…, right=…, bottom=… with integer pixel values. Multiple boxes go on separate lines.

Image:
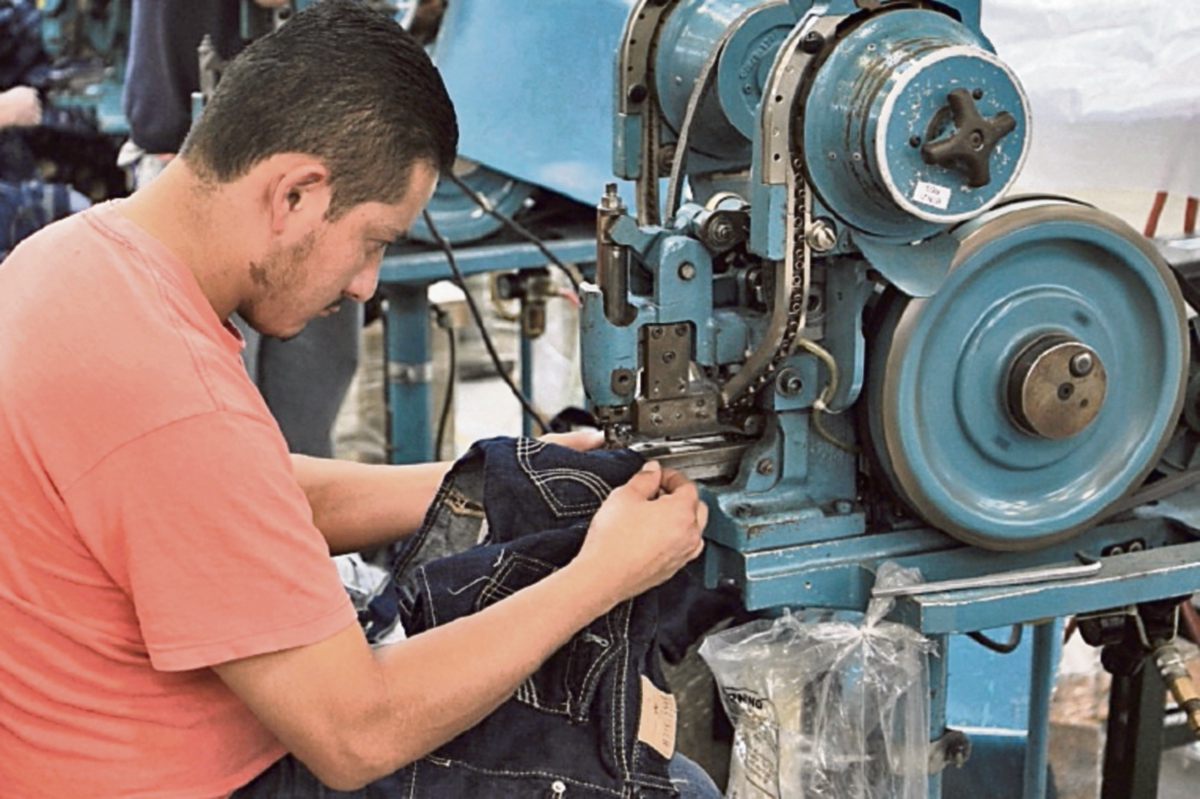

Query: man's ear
left=267, top=157, right=332, bottom=237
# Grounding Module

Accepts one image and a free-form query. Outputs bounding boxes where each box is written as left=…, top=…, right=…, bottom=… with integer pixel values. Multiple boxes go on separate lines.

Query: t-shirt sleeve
left=62, top=410, right=357, bottom=672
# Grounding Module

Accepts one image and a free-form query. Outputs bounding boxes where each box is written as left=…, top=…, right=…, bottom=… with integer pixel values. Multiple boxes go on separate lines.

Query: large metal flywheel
left=867, top=199, right=1188, bottom=550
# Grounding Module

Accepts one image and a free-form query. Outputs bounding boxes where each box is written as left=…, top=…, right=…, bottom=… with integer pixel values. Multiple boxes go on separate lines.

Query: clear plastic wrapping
left=699, top=563, right=933, bottom=799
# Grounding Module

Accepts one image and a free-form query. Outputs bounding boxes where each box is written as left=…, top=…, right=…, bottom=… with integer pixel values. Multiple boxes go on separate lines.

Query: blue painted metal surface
left=378, top=235, right=594, bottom=286
left=407, top=165, right=536, bottom=245
left=379, top=234, right=593, bottom=463
left=889, top=539, right=1200, bottom=636
left=868, top=201, right=1187, bottom=549
left=431, top=0, right=637, bottom=207
left=654, top=0, right=796, bottom=161
left=802, top=8, right=1029, bottom=240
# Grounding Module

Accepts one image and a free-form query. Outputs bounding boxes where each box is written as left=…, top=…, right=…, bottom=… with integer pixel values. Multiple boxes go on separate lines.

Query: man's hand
left=539, top=429, right=604, bottom=452
left=574, top=461, right=707, bottom=604
left=0, top=87, right=41, bottom=128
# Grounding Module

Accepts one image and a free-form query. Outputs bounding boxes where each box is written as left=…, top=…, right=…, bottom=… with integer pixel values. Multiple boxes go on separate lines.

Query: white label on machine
left=912, top=180, right=952, bottom=210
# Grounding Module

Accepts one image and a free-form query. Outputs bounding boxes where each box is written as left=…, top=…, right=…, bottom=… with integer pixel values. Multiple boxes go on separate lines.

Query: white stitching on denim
left=616, top=601, right=633, bottom=778
left=516, top=436, right=617, bottom=516
left=419, top=568, right=436, bottom=628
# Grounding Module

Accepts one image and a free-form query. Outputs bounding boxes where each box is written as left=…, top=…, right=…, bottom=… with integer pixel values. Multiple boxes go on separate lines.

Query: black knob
left=920, top=88, right=1016, bottom=188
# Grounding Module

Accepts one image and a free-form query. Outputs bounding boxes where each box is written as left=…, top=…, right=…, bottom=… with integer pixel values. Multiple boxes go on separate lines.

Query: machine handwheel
left=867, top=199, right=1188, bottom=550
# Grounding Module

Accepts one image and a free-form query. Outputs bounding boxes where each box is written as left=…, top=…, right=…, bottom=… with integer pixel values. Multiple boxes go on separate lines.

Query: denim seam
left=420, top=756, right=628, bottom=798
left=419, top=568, right=436, bottom=628
left=516, top=438, right=616, bottom=517
left=615, top=600, right=632, bottom=781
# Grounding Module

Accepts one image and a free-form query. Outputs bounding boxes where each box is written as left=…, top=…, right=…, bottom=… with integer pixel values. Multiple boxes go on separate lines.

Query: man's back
left=0, top=204, right=354, bottom=798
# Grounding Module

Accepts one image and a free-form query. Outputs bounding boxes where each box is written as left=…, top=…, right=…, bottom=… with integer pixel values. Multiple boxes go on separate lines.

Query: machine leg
left=382, top=284, right=434, bottom=464
left=1101, top=655, right=1166, bottom=799
left=520, top=333, right=534, bottom=438
left=928, top=634, right=950, bottom=799
left=1023, top=622, right=1056, bottom=799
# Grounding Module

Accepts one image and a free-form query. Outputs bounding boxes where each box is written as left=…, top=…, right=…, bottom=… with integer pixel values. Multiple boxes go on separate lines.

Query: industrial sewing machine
left=549, top=1, right=1200, bottom=796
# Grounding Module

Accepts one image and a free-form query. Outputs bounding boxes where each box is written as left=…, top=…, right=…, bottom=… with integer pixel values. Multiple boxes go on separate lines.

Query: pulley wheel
left=867, top=199, right=1187, bottom=550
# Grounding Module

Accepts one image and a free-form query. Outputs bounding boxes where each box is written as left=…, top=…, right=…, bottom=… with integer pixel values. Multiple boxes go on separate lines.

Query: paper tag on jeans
left=638, top=675, right=677, bottom=759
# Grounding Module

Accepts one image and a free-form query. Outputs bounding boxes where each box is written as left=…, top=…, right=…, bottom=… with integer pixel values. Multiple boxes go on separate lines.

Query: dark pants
left=232, top=750, right=721, bottom=799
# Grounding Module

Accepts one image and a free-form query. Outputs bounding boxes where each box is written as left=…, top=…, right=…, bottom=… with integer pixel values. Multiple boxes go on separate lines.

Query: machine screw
left=972, top=88, right=984, bottom=100
left=1057, top=383, right=1075, bottom=401
left=662, top=350, right=676, bottom=364
left=627, top=83, right=648, bottom=104
left=1069, top=352, right=1095, bottom=377
left=834, top=500, right=854, bottom=514
left=800, top=31, right=825, bottom=54
left=651, top=327, right=664, bottom=339
left=909, top=135, right=922, bottom=148
left=679, top=262, right=697, bottom=280
left=756, top=459, right=775, bottom=475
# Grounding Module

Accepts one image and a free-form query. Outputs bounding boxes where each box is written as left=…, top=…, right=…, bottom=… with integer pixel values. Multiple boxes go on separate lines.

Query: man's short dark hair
left=180, top=0, right=457, bottom=218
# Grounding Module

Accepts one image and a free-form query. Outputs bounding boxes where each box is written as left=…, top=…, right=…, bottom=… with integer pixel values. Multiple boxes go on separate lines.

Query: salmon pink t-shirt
left=0, top=202, right=358, bottom=798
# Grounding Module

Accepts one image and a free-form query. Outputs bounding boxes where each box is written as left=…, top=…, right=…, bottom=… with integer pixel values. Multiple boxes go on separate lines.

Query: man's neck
left=117, top=159, right=248, bottom=322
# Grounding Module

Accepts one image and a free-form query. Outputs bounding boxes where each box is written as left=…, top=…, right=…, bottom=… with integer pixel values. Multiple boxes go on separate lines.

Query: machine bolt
left=678, top=262, right=697, bottom=280
left=800, top=31, right=825, bottom=54
left=662, top=351, right=676, bottom=364
left=806, top=219, right=838, bottom=252
left=972, top=88, right=984, bottom=100
left=651, top=327, right=664, bottom=339
left=1057, top=383, right=1074, bottom=401
left=675, top=324, right=689, bottom=336
left=627, top=83, right=648, bottom=104
left=1069, top=352, right=1095, bottom=377
left=909, top=135, right=922, bottom=148
left=776, top=368, right=804, bottom=397
left=834, top=500, right=854, bottom=514
left=756, top=459, right=775, bottom=475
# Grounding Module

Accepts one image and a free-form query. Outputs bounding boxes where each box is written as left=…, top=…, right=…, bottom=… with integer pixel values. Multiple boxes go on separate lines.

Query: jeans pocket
left=514, top=438, right=617, bottom=520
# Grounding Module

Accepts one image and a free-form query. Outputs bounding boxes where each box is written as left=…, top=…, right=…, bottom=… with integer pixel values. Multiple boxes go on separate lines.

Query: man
left=0, top=2, right=711, bottom=797
left=121, top=0, right=363, bottom=458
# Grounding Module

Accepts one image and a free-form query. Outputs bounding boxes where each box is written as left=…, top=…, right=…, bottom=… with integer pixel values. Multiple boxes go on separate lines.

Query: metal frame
left=377, top=235, right=595, bottom=463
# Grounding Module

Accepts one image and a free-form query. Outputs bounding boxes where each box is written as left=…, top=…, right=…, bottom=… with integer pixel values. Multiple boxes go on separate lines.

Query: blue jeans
left=236, top=437, right=727, bottom=798
left=232, top=751, right=721, bottom=799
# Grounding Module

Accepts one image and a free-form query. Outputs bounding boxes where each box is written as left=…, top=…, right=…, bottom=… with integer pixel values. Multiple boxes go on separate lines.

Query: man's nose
left=344, top=263, right=380, bottom=303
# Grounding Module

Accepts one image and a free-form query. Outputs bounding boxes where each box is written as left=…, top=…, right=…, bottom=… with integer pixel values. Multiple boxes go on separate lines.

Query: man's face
left=240, top=161, right=438, bottom=339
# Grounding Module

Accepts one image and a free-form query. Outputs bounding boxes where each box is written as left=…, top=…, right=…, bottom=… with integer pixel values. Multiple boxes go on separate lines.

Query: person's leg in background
left=235, top=304, right=363, bottom=458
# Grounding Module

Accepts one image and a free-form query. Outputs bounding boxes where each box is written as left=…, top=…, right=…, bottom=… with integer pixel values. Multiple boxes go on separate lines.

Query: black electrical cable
left=968, top=625, right=1024, bottom=655
left=443, top=170, right=583, bottom=294
left=433, top=314, right=456, bottom=459
left=421, top=209, right=550, bottom=434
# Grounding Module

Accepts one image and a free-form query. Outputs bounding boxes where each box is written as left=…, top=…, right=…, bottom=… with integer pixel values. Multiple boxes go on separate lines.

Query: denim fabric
left=384, top=436, right=676, bottom=798
left=231, top=751, right=720, bottom=799
left=234, top=437, right=729, bottom=798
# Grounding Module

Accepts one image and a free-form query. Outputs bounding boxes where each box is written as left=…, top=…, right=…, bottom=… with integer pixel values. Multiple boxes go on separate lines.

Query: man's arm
left=290, top=455, right=451, bottom=553
left=214, top=462, right=706, bottom=791
left=292, top=431, right=605, bottom=554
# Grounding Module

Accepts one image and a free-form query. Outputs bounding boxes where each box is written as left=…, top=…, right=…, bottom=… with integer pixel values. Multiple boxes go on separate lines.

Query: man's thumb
left=621, top=460, right=663, bottom=498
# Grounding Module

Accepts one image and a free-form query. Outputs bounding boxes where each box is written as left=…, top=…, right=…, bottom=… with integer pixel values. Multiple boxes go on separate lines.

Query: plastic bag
left=699, top=563, right=934, bottom=799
